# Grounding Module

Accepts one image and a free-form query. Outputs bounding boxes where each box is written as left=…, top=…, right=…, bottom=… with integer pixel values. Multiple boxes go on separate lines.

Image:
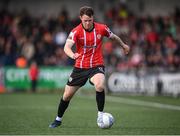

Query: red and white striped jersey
left=68, top=22, right=113, bottom=68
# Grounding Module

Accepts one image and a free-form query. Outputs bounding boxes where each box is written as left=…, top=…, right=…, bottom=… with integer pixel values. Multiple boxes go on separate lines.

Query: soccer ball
left=97, top=112, right=114, bottom=129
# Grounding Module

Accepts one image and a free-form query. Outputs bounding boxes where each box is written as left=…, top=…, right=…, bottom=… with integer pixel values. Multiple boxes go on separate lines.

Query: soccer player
left=49, top=6, right=130, bottom=128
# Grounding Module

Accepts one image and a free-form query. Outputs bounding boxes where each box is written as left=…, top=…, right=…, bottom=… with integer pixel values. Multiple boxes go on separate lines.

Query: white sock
left=98, top=111, right=103, bottom=116
left=56, top=116, right=62, bottom=121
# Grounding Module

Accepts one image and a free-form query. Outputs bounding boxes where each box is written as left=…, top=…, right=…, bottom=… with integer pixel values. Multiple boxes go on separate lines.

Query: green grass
left=0, top=93, right=180, bottom=135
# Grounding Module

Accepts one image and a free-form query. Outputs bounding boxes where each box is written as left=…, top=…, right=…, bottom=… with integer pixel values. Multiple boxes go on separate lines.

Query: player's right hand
left=73, top=53, right=81, bottom=59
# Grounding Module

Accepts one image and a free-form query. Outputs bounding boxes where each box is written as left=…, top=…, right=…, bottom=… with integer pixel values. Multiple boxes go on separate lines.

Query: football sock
left=96, top=91, right=105, bottom=112
left=57, top=98, right=70, bottom=118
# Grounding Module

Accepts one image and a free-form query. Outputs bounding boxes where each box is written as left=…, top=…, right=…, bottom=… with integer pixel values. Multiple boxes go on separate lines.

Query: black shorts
left=67, top=65, right=105, bottom=87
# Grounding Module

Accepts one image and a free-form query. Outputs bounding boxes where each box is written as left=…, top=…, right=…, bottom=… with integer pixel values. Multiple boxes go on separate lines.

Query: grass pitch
left=0, top=92, right=180, bottom=135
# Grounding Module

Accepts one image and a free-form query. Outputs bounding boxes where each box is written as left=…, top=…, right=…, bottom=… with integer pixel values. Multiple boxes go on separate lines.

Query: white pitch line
left=77, top=95, right=180, bottom=111
left=105, top=96, right=180, bottom=111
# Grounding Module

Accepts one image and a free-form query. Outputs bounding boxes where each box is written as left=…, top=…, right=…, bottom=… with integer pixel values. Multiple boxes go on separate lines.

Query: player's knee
left=95, top=83, right=104, bottom=92
left=63, top=93, right=73, bottom=101
left=63, top=95, right=72, bottom=101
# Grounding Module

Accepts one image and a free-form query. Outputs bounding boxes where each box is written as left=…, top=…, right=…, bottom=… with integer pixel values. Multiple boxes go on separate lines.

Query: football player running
left=49, top=6, right=130, bottom=128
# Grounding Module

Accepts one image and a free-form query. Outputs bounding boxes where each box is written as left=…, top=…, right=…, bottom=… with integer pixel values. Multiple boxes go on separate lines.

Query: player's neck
left=82, top=23, right=94, bottom=32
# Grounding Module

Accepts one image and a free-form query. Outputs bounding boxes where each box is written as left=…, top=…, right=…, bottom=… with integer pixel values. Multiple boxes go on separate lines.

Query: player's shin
left=96, top=90, right=105, bottom=112
left=57, top=98, right=70, bottom=119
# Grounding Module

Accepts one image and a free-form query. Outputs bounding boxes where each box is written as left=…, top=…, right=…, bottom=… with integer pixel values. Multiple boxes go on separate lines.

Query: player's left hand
left=122, top=44, right=130, bottom=55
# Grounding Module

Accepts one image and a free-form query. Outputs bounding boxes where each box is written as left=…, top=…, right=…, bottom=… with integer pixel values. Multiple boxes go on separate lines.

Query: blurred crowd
left=104, top=2, right=180, bottom=72
left=0, top=8, right=80, bottom=67
left=0, top=3, right=180, bottom=72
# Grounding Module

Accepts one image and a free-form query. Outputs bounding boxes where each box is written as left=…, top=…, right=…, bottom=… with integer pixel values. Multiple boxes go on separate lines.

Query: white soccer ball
left=97, top=112, right=114, bottom=129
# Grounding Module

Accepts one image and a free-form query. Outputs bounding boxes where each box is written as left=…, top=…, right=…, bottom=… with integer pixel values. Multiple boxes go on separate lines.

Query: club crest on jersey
left=97, top=34, right=101, bottom=39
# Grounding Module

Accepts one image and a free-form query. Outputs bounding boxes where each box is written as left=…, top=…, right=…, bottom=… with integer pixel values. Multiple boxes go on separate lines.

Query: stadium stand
left=0, top=2, right=179, bottom=72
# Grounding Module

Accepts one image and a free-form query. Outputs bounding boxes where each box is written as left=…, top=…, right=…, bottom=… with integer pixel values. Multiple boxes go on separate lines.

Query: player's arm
left=110, top=33, right=130, bottom=55
left=64, top=39, right=80, bottom=59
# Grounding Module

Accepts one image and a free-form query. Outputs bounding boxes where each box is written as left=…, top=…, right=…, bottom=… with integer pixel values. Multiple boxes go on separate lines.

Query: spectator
left=0, top=5, right=180, bottom=72
left=29, top=61, right=39, bottom=93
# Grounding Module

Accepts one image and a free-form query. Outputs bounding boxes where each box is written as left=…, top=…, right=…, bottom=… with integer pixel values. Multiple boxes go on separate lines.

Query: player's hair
left=79, top=6, right=94, bottom=17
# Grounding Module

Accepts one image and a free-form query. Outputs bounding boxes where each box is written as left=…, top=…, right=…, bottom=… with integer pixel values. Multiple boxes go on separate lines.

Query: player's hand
left=122, top=44, right=130, bottom=55
left=72, top=53, right=81, bottom=59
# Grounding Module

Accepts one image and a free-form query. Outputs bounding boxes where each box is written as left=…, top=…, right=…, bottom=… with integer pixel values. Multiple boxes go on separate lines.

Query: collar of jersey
left=81, top=23, right=94, bottom=32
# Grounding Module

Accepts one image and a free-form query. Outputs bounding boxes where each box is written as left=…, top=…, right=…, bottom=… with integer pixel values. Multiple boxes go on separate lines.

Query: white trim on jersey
left=80, top=29, right=87, bottom=68
left=72, top=31, right=77, bottom=42
left=105, top=27, right=113, bottom=38
left=108, top=31, right=114, bottom=38
left=90, top=29, right=96, bottom=68
left=68, top=31, right=77, bottom=43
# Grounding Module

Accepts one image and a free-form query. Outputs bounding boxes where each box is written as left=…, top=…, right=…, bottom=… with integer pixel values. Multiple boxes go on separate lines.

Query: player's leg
left=49, top=85, right=79, bottom=128
left=90, top=73, right=105, bottom=113
left=57, top=85, right=80, bottom=118
left=49, top=67, right=88, bottom=128
left=90, top=73, right=105, bottom=126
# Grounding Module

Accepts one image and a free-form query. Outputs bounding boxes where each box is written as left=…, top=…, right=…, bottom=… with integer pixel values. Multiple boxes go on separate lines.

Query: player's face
left=80, top=15, right=94, bottom=30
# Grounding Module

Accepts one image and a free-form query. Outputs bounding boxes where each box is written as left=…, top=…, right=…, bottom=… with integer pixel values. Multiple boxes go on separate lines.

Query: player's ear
left=79, top=16, right=82, bottom=20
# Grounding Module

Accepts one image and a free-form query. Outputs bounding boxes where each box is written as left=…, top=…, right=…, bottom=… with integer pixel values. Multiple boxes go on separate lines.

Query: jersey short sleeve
left=68, top=29, right=77, bottom=43
left=102, top=25, right=113, bottom=38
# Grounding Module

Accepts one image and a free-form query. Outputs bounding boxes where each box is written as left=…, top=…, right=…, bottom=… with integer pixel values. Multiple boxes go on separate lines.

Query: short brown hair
left=79, top=6, right=94, bottom=17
